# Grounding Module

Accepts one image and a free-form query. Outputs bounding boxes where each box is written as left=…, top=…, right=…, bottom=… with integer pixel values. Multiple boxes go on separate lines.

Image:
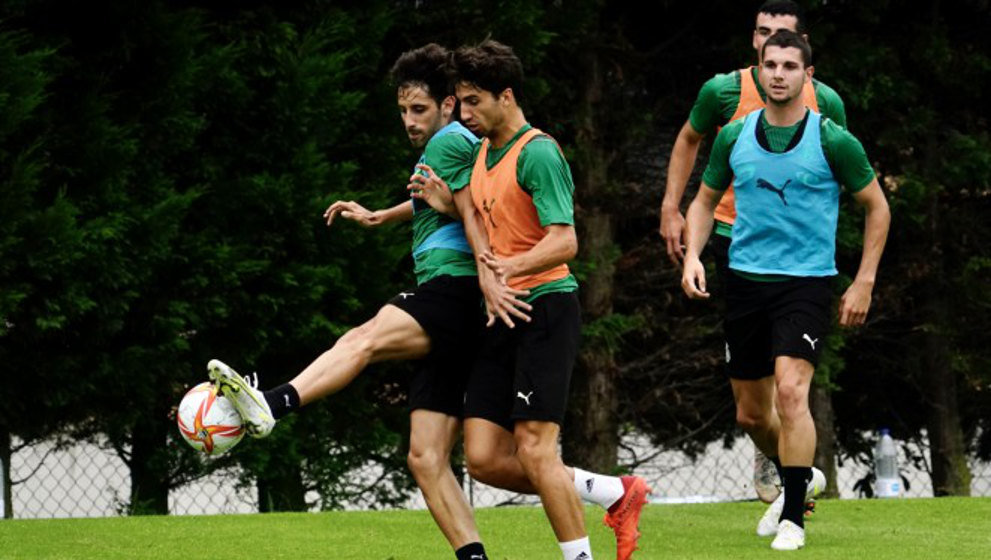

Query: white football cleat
left=757, top=467, right=827, bottom=536
left=208, top=359, right=275, bottom=438
left=755, top=448, right=782, bottom=503
left=807, top=467, right=826, bottom=499
left=757, top=492, right=785, bottom=536
left=770, top=520, right=805, bottom=551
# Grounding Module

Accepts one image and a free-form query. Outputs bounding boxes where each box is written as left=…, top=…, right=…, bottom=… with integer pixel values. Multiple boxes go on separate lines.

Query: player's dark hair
left=757, top=0, right=806, bottom=34
left=390, top=43, right=452, bottom=105
left=762, top=29, right=812, bottom=66
left=450, top=40, right=524, bottom=103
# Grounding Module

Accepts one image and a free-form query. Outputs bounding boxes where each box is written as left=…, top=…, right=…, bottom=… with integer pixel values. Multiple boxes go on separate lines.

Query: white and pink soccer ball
left=177, top=382, right=244, bottom=456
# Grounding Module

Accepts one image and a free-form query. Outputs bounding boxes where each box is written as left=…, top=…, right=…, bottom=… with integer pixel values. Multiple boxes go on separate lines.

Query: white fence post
left=1, top=453, right=5, bottom=519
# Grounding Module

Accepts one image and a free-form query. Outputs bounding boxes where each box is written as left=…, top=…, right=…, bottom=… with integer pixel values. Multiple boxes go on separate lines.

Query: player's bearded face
left=398, top=85, right=445, bottom=148
left=759, top=46, right=810, bottom=105
left=455, top=82, right=503, bottom=138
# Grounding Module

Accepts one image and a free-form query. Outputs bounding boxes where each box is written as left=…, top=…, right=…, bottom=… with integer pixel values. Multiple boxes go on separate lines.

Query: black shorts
left=464, top=292, right=581, bottom=431
left=711, top=229, right=731, bottom=291
left=388, top=275, right=484, bottom=417
left=724, top=271, right=832, bottom=380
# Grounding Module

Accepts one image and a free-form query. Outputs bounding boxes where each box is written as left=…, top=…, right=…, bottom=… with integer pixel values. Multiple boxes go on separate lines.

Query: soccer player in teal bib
left=659, top=0, right=847, bottom=507
left=208, top=44, right=495, bottom=560
left=682, top=31, right=890, bottom=551
left=207, top=43, right=640, bottom=560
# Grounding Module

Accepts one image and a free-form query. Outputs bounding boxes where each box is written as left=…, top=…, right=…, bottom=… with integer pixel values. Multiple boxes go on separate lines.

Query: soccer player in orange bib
left=445, top=40, right=649, bottom=560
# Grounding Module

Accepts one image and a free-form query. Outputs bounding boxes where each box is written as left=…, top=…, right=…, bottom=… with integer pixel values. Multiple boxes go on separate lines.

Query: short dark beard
left=766, top=94, right=793, bottom=107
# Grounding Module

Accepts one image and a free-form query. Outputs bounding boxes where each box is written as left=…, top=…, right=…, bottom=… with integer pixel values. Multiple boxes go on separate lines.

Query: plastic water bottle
left=874, top=428, right=901, bottom=498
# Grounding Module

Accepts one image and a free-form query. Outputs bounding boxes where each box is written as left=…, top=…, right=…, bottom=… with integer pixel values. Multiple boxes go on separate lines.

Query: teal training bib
left=728, top=109, right=839, bottom=276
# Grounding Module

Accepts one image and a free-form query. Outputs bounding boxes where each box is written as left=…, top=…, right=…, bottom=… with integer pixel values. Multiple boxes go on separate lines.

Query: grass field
left=1, top=498, right=989, bottom=559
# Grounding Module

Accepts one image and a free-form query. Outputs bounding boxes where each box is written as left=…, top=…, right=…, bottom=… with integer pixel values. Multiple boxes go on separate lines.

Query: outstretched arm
left=324, top=199, right=412, bottom=227
left=839, top=179, right=890, bottom=327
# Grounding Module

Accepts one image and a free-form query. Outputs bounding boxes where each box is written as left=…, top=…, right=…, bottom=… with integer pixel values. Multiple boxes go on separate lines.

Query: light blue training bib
left=728, top=109, right=840, bottom=277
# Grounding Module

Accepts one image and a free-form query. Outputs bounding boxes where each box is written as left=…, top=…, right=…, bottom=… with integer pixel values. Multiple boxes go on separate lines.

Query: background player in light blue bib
left=681, top=31, right=890, bottom=551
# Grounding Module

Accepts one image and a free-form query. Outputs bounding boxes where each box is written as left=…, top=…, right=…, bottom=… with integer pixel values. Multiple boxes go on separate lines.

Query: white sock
left=559, top=536, right=593, bottom=560
left=572, top=467, right=625, bottom=510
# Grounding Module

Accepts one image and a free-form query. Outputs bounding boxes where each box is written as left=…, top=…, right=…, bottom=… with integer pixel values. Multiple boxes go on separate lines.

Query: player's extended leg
left=408, top=410, right=482, bottom=552
left=210, top=304, right=430, bottom=437
left=290, top=304, right=430, bottom=405
left=514, top=420, right=586, bottom=543
left=770, top=355, right=816, bottom=551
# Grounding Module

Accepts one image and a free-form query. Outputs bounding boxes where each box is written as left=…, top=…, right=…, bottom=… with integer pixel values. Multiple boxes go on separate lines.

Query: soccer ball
left=177, top=382, right=245, bottom=456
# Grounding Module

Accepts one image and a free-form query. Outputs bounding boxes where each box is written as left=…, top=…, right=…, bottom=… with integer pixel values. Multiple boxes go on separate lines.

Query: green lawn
left=1, top=498, right=989, bottom=559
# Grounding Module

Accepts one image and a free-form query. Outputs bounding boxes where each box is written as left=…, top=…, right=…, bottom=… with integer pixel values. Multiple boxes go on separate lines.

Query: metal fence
left=4, top=431, right=990, bottom=519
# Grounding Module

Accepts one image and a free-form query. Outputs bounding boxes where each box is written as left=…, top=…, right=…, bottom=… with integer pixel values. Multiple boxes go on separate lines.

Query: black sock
left=770, top=456, right=783, bottom=479
left=263, top=383, right=300, bottom=420
left=455, top=542, right=488, bottom=560
left=780, top=466, right=812, bottom=528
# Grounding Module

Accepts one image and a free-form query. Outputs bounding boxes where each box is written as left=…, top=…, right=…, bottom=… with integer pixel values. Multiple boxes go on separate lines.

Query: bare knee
left=464, top=458, right=489, bottom=483
left=775, top=380, right=809, bottom=423
left=335, top=323, right=377, bottom=361
left=408, top=444, right=448, bottom=480
left=514, top=433, right=557, bottom=476
left=730, top=378, right=776, bottom=433
left=736, top=406, right=772, bottom=433
left=464, top=445, right=505, bottom=484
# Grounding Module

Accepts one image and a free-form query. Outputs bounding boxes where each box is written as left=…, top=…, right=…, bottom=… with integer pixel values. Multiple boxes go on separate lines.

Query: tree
left=817, top=0, right=991, bottom=496
left=2, top=0, right=417, bottom=514
left=0, top=24, right=93, bottom=519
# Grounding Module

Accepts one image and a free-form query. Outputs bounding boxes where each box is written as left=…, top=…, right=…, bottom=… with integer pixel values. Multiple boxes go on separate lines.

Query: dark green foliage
left=814, top=1, right=991, bottom=486
left=0, top=26, right=92, bottom=444
left=2, top=0, right=989, bottom=513
left=0, top=0, right=414, bottom=514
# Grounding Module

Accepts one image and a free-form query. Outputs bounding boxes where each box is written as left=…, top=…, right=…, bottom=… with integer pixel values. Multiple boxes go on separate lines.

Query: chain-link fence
left=4, top=432, right=991, bottom=519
